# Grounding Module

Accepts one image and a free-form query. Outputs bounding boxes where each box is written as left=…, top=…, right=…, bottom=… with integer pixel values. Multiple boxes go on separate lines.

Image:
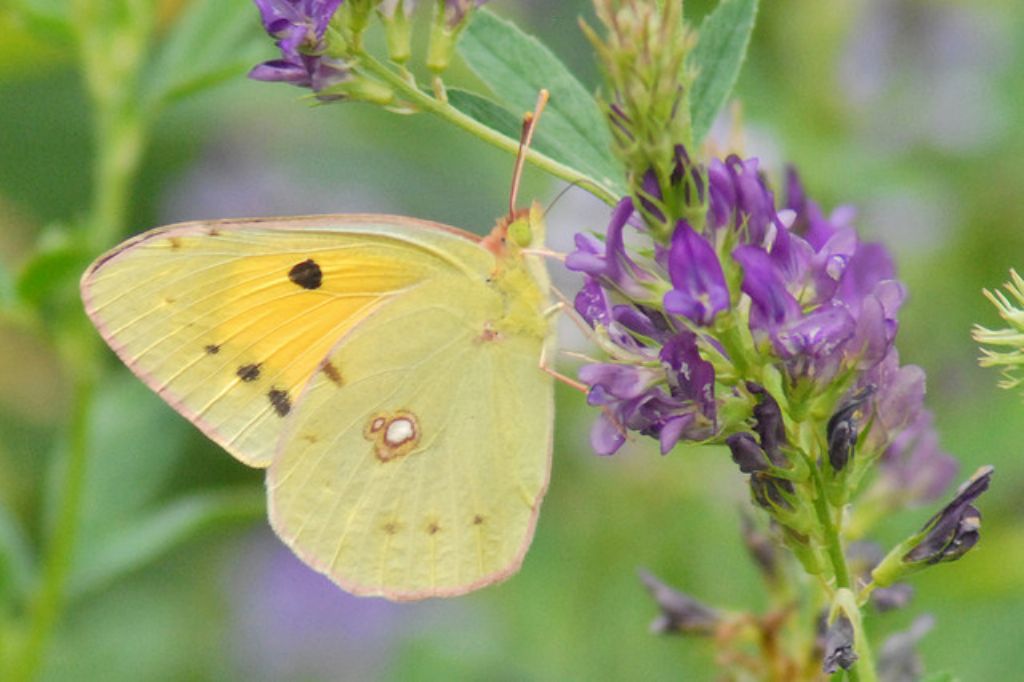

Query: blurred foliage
left=0, top=0, right=1022, bottom=680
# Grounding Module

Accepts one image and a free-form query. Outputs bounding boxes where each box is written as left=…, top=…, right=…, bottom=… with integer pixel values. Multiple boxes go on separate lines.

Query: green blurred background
left=1, top=0, right=1022, bottom=679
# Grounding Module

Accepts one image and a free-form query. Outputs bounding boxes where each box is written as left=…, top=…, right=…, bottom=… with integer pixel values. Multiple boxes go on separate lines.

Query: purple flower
left=879, top=411, right=959, bottom=505
left=637, top=145, right=706, bottom=226
left=574, top=276, right=614, bottom=328
left=773, top=304, right=856, bottom=382
left=567, top=198, right=655, bottom=300
left=663, top=221, right=729, bottom=325
left=249, top=0, right=350, bottom=97
left=707, top=155, right=782, bottom=246
left=733, top=245, right=801, bottom=331
left=580, top=331, right=715, bottom=456
left=442, top=0, right=489, bottom=29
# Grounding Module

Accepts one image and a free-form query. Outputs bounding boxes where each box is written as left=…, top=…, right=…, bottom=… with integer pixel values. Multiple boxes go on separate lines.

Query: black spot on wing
left=237, top=363, right=262, bottom=382
left=204, top=344, right=221, bottom=355
left=268, top=388, right=291, bottom=417
left=288, top=259, right=322, bottom=290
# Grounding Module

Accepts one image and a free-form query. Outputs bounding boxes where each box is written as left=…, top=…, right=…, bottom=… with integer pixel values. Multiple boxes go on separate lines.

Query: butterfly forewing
left=81, top=215, right=486, bottom=468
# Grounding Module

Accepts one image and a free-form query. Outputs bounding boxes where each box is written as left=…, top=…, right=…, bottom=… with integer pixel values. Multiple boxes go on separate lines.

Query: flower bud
left=377, top=0, right=415, bottom=63
left=750, top=473, right=795, bottom=512
left=825, top=387, right=873, bottom=472
left=748, top=383, right=788, bottom=466
left=872, top=466, right=993, bottom=586
left=903, top=465, right=991, bottom=566
left=427, top=0, right=487, bottom=73
left=727, top=433, right=770, bottom=473
left=583, top=0, right=700, bottom=238
left=822, top=613, right=858, bottom=674
left=638, top=569, right=721, bottom=636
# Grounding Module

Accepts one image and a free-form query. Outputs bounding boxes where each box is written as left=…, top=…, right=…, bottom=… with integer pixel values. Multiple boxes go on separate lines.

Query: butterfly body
left=81, top=209, right=554, bottom=600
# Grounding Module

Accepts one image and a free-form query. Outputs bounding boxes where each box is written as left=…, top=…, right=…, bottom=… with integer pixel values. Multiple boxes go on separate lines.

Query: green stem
left=89, top=109, right=146, bottom=252
left=358, top=54, right=619, bottom=206
left=8, top=377, right=94, bottom=682
left=10, top=8, right=151, bottom=675
left=804, top=458, right=878, bottom=682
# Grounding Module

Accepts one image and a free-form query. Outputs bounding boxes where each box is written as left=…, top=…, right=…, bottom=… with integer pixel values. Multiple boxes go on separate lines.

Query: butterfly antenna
left=509, top=89, right=550, bottom=216
left=542, top=179, right=589, bottom=220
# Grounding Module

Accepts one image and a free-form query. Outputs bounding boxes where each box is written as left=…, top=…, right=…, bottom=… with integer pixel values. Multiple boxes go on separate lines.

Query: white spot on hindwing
left=364, top=410, right=420, bottom=462
left=385, top=418, right=415, bottom=446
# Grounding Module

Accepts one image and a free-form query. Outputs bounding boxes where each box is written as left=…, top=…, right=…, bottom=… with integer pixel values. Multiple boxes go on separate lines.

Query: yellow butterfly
left=80, top=102, right=557, bottom=601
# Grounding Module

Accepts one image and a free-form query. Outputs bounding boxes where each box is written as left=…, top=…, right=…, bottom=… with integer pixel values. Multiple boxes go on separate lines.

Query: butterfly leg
left=538, top=341, right=588, bottom=393
left=539, top=299, right=628, bottom=440
left=522, top=247, right=566, bottom=262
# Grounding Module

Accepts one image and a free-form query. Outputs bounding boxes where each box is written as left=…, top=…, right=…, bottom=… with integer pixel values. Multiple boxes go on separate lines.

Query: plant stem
left=358, top=54, right=620, bottom=206
left=9, top=376, right=94, bottom=682
left=10, top=8, right=151, bottom=675
left=804, top=457, right=878, bottom=682
left=89, top=109, right=146, bottom=252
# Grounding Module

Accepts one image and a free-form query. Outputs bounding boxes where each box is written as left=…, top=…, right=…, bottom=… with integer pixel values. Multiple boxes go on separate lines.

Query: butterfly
left=80, top=98, right=558, bottom=601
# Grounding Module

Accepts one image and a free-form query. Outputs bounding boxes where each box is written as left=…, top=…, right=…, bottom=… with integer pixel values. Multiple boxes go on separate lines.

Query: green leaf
left=69, top=487, right=263, bottom=600
left=446, top=88, right=523, bottom=143
left=689, top=0, right=760, bottom=145
left=15, top=240, right=89, bottom=308
left=459, top=9, right=624, bottom=197
left=142, top=0, right=267, bottom=109
left=0, top=499, right=35, bottom=604
left=446, top=88, right=586, bottom=175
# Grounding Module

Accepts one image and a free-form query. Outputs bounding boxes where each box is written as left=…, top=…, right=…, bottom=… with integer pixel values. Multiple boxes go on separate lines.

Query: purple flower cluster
left=731, top=161, right=903, bottom=385
left=569, top=147, right=957, bottom=494
left=249, top=0, right=349, bottom=97
left=569, top=198, right=717, bottom=455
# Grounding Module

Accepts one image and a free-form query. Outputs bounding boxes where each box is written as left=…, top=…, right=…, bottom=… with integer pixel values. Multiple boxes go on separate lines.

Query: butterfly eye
left=508, top=217, right=533, bottom=248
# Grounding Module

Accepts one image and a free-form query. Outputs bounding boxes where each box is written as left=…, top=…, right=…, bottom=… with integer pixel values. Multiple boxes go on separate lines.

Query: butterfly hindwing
left=267, top=273, right=554, bottom=599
